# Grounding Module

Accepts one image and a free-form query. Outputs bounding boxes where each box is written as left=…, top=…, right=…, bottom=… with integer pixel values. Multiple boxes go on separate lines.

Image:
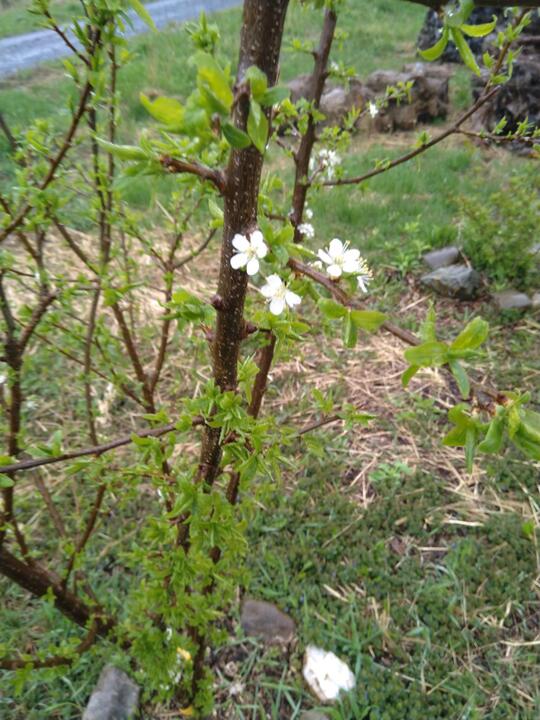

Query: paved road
left=0, top=0, right=240, bottom=79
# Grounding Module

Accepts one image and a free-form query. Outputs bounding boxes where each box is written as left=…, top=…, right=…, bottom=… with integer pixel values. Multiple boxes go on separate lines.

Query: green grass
left=1, top=1, right=540, bottom=719
left=0, top=0, right=82, bottom=39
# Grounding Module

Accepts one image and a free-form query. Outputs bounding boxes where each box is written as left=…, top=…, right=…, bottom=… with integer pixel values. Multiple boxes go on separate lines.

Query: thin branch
left=0, top=112, right=17, bottom=153
left=0, top=77, right=95, bottom=245
left=324, top=88, right=499, bottom=188
left=18, top=291, right=58, bottom=352
left=0, top=418, right=204, bottom=476
left=289, top=257, right=502, bottom=402
left=63, top=482, right=106, bottom=587
left=160, top=156, right=227, bottom=194
left=174, top=228, right=217, bottom=270
left=0, top=620, right=100, bottom=671
left=43, top=10, right=90, bottom=66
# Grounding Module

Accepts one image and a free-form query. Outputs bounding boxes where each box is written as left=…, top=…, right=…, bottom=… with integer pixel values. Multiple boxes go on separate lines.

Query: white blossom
left=310, top=148, right=341, bottom=180
left=261, top=274, right=301, bottom=316
left=298, top=222, right=315, bottom=239
left=356, top=257, right=373, bottom=293
left=230, top=230, right=268, bottom=276
left=305, top=207, right=314, bottom=220
left=368, top=101, right=379, bottom=118
left=318, top=238, right=361, bottom=279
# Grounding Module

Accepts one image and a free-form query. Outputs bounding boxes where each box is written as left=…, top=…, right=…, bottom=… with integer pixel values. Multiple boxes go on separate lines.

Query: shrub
left=459, top=168, right=540, bottom=290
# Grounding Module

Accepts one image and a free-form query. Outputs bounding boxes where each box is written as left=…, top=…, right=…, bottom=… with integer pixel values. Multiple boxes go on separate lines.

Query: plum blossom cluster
left=317, top=238, right=373, bottom=293
left=230, top=229, right=301, bottom=316
left=230, top=228, right=372, bottom=317
left=310, top=148, right=341, bottom=181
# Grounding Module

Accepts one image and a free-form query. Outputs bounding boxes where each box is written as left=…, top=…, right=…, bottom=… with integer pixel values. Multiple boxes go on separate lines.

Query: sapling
left=0, top=0, right=539, bottom=716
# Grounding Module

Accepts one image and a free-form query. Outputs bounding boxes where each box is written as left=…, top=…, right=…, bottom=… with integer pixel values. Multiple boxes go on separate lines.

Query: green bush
left=459, top=169, right=540, bottom=291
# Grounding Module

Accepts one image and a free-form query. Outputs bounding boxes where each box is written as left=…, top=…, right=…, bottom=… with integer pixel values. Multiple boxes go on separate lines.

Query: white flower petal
left=327, top=264, right=343, bottom=279
left=285, top=290, right=301, bottom=308
left=266, top=274, right=283, bottom=289
left=344, top=248, right=360, bottom=262
left=269, top=297, right=286, bottom=315
left=232, top=234, right=249, bottom=252
left=343, top=258, right=361, bottom=274
left=255, top=242, right=268, bottom=259
left=231, top=252, right=247, bottom=269
left=329, top=238, right=344, bottom=258
left=318, top=249, right=332, bottom=265
left=250, top=230, right=264, bottom=245
left=357, top=276, right=370, bottom=293
left=246, top=257, right=260, bottom=276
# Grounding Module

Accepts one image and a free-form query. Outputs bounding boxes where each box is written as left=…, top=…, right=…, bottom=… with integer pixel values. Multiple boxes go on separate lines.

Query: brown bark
left=197, top=0, right=290, bottom=488
left=0, top=547, right=114, bottom=635
left=189, top=0, right=290, bottom=699
left=291, top=9, right=338, bottom=241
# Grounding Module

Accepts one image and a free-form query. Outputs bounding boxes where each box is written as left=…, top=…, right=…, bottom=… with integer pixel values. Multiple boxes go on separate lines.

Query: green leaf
left=260, top=86, right=290, bottom=107
left=350, top=310, right=387, bottom=333
left=449, top=359, right=470, bottom=399
left=247, top=100, right=268, bottom=155
left=222, top=122, right=251, bottom=149
left=343, top=312, right=358, bottom=348
left=451, top=317, right=489, bottom=352
left=404, top=341, right=449, bottom=368
left=318, top=298, right=347, bottom=320
left=245, top=66, right=268, bottom=101
left=518, top=408, right=540, bottom=445
left=478, top=413, right=505, bottom=454
left=0, top=474, right=14, bottom=488
left=451, top=27, right=481, bottom=76
left=96, top=139, right=147, bottom=161
left=140, top=94, right=184, bottom=128
left=512, top=429, right=540, bottom=461
left=419, top=27, right=449, bottom=61
left=420, top=306, right=437, bottom=342
left=127, top=0, right=156, bottom=31
left=461, top=18, right=497, bottom=38
left=465, top=427, right=477, bottom=472
left=402, top=364, right=420, bottom=388
left=443, top=425, right=468, bottom=447
left=191, top=51, right=233, bottom=114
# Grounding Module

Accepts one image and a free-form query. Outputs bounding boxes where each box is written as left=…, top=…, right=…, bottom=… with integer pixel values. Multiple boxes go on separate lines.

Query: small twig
left=0, top=620, right=100, bottom=671
left=0, top=112, right=17, bottom=153
left=0, top=419, right=204, bottom=476
left=324, top=88, right=499, bottom=188
left=160, top=156, right=227, bottom=194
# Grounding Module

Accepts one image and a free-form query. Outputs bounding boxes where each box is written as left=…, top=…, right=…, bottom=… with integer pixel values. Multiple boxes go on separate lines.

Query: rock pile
left=418, top=8, right=540, bottom=140
left=287, top=63, right=450, bottom=132
left=420, top=245, right=540, bottom=310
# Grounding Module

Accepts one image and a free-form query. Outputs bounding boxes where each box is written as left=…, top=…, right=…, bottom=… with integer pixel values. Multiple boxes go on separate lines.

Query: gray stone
left=532, top=292, right=540, bottom=309
left=366, top=63, right=451, bottom=131
left=493, top=290, right=532, bottom=311
left=421, top=264, right=481, bottom=300
left=423, top=245, right=461, bottom=270
left=531, top=243, right=540, bottom=258
left=300, top=712, right=330, bottom=720
left=240, top=598, right=295, bottom=645
left=83, top=665, right=139, bottom=720
left=286, top=62, right=450, bottom=132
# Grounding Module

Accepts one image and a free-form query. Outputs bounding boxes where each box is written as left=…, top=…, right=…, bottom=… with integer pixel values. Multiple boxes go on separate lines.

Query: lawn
left=1, top=1, right=539, bottom=719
